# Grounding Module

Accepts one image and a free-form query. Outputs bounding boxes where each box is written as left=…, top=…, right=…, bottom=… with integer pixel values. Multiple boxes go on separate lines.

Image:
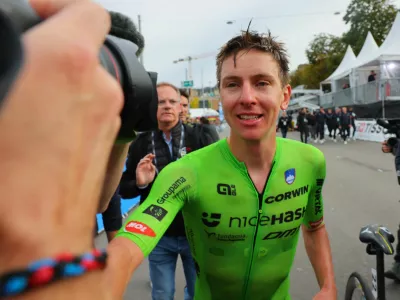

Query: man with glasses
left=120, top=82, right=218, bottom=300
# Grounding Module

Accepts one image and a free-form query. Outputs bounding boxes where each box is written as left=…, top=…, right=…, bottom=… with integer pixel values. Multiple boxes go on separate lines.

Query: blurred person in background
left=179, top=89, right=190, bottom=123
left=315, top=107, right=326, bottom=144
left=339, top=107, right=351, bottom=145
left=119, top=82, right=218, bottom=300
left=297, top=108, right=309, bottom=143
left=325, top=108, right=337, bottom=142
left=348, top=107, right=357, bottom=140
left=277, top=110, right=290, bottom=138
left=307, top=109, right=317, bottom=142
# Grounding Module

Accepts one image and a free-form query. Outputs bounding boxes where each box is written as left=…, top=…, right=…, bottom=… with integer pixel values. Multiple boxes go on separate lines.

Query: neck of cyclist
left=159, top=119, right=179, bottom=140
left=229, top=130, right=276, bottom=171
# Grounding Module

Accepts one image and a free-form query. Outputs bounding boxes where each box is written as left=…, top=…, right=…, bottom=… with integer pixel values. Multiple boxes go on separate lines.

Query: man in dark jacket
left=277, top=111, right=291, bottom=138
left=325, top=109, right=337, bottom=142
left=306, top=110, right=317, bottom=142
left=297, top=108, right=309, bottom=143
left=348, top=107, right=357, bottom=140
left=315, top=107, right=326, bottom=144
left=120, top=82, right=218, bottom=300
left=339, top=107, right=351, bottom=144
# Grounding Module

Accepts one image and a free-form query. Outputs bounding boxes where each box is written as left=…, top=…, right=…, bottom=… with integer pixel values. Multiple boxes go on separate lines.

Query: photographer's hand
left=0, top=0, right=121, bottom=288
left=382, top=140, right=392, bottom=153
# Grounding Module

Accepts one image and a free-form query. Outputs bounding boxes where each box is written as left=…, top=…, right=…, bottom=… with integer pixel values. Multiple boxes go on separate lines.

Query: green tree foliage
left=342, top=0, right=397, bottom=55
left=306, top=33, right=346, bottom=65
left=290, top=0, right=398, bottom=89
left=290, top=34, right=347, bottom=89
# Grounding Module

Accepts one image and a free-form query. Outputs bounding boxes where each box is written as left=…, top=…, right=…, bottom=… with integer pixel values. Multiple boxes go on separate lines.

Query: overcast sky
left=98, top=0, right=399, bottom=89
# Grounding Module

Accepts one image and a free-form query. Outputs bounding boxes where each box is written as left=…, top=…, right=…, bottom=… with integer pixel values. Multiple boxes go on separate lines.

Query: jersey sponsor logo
left=156, top=177, right=186, bottom=204
left=263, top=225, right=301, bottom=240
left=217, top=183, right=236, bottom=196
left=172, top=185, right=191, bottom=200
left=309, top=217, right=324, bottom=229
left=124, top=221, right=156, bottom=237
left=314, top=179, right=324, bottom=215
left=229, top=207, right=306, bottom=228
left=264, top=185, right=309, bottom=204
left=204, top=229, right=246, bottom=242
left=284, top=168, right=296, bottom=184
left=202, top=212, right=221, bottom=227
left=142, top=205, right=168, bottom=221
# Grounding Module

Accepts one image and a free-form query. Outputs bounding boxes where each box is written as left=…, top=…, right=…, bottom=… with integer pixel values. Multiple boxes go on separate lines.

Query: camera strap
left=151, top=124, right=185, bottom=174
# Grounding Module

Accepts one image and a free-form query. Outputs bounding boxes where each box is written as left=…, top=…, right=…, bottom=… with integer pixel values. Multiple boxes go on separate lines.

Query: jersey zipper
left=243, top=162, right=275, bottom=299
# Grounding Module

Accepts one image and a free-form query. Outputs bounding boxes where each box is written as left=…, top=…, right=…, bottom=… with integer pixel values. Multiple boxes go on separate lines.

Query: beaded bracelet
left=0, top=249, right=107, bottom=297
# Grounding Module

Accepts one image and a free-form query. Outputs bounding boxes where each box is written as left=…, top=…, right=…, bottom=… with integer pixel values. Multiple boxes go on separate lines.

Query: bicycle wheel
left=344, top=272, right=375, bottom=300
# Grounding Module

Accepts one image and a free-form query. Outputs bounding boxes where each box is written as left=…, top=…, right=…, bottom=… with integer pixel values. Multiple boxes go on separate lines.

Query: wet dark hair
left=216, top=21, right=290, bottom=87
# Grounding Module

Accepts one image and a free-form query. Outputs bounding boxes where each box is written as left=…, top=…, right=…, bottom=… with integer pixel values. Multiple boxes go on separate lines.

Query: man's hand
left=136, top=153, right=156, bottom=186
left=313, top=287, right=337, bottom=300
left=382, top=140, right=392, bottom=153
left=0, top=0, right=123, bottom=272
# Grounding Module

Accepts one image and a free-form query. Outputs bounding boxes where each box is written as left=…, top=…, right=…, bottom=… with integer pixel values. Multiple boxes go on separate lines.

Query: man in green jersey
left=108, top=30, right=336, bottom=299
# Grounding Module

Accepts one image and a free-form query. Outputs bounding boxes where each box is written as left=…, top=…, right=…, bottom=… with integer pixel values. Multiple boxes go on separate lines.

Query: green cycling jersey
left=116, top=137, right=326, bottom=300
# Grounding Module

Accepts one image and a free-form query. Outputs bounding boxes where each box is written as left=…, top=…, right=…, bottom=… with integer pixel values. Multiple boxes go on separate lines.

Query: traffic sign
left=181, top=80, right=194, bottom=88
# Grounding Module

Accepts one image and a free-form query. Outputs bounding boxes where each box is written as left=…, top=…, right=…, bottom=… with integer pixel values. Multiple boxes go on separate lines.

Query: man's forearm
left=106, top=237, right=145, bottom=299
left=302, top=225, right=336, bottom=290
left=98, top=143, right=130, bottom=212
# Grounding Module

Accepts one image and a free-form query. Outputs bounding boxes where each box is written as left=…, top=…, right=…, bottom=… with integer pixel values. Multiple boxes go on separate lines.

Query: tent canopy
left=323, top=46, right=356, bottom=82
left=356, top=12, right=400, bottom=68
left=350, top=32, right=379, bottom=69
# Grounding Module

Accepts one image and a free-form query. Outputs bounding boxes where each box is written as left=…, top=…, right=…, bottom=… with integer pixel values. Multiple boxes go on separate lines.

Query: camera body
left=0, top=0, right=158, bottom=142
left=377, top=118, right=400, bottom=184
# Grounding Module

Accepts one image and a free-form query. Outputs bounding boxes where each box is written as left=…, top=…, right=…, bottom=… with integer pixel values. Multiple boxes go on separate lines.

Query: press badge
left=179, top=147, right=187, bottom=157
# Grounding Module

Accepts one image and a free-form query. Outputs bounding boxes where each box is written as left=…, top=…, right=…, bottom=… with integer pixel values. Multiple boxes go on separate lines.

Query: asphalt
left=95, top=128, right=400, bottom=300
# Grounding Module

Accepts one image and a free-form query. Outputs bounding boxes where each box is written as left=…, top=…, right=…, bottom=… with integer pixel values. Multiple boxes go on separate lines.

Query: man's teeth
left=239, top=115, right=260, bottom=120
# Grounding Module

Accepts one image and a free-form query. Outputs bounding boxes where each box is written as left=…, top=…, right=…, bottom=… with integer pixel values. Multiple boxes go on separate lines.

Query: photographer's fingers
left=30, top=0, right=110, bottom=50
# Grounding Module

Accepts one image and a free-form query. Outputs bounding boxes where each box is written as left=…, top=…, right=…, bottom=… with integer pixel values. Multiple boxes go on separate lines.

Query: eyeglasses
left=158, top=99, right=180, bottom=107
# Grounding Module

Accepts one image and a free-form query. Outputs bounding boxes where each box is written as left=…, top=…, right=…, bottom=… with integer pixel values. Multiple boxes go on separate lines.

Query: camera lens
left=0, top=8, right=24, bottom=105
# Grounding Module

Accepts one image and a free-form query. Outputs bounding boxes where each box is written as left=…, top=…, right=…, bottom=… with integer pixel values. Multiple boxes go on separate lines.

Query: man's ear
left=280, top=84, right=291, bottom=111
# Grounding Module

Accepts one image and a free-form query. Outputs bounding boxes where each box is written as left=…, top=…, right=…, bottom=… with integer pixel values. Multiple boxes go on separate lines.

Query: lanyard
left=152, top=125, right=185, bottom=173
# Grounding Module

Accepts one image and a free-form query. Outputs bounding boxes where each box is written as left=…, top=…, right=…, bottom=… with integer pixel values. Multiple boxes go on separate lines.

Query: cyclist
left=381, top=139, right=400, bottom=280
left=110, top=30, right=337, bottom=300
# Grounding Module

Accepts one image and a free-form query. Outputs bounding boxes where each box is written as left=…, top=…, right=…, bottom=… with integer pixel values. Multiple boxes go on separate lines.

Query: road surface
left=95, top=128, right=400, bottom=299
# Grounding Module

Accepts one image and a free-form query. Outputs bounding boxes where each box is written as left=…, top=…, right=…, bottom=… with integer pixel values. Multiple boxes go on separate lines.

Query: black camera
left=376, top=118, right=400, bottom=151
left=0, top=0, right=158, bottom=141
left=377, top=118, right=400, bottom=184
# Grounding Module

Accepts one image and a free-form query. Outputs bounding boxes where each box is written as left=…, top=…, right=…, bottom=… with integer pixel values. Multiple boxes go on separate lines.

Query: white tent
left=322, top=46, right=357, bottom=92
left=355, top=12, right=400, bottom=72
left=324, top=46, right=357, bottom=81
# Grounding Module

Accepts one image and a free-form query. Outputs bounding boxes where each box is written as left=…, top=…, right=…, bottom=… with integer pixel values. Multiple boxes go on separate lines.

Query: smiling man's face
left=219, top=49, right=291, bottom=141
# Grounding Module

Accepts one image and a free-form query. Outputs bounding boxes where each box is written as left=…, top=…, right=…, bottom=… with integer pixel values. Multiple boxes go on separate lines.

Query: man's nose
left=239, top=82, right=256, bottom=106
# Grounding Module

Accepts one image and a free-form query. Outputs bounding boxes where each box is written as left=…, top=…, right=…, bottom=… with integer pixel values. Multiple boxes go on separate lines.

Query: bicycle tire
left=344, top=272, right=375, bottom=300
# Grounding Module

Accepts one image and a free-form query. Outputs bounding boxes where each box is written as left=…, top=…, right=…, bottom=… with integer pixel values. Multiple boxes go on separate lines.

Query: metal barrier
left=319, top=79, right=400, bottom=108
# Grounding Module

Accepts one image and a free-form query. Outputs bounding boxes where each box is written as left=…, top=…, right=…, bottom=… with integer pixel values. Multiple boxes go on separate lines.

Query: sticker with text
left=124, top=221, right=156, bottom=237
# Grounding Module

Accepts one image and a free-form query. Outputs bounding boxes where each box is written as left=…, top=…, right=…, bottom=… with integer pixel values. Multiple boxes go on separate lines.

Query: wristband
left=0, top=249, right=107, bottom=298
